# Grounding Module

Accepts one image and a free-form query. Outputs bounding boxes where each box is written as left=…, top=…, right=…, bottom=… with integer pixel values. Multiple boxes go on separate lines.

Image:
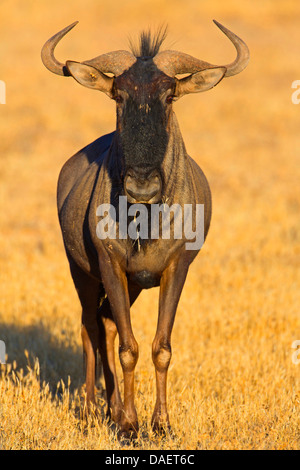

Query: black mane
left=129, top=26, right=167, bottom=58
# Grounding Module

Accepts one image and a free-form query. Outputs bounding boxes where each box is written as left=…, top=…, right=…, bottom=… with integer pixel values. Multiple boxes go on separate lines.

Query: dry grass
left=1, top=0, right=300, bottom=450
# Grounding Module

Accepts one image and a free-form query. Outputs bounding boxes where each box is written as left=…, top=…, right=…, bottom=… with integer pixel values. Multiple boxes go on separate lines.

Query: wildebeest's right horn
left=41, top=22, right=79, bottom=76
left=83, top=51, right=136, bottom=77
left=41, top=22, right=136, bottom=77
left=153, top=20, right=249, bottom=78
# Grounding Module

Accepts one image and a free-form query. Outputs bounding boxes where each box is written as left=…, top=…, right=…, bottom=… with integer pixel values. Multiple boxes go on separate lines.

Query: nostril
left=126, top=187, right=158, bottom=202
left=125, top=180, right=160, bottom=202
left=124, top=170, right=162, bottom=202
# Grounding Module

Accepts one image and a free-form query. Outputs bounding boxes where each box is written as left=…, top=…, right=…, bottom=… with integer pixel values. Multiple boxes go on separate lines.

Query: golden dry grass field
left=0, top=0, right=300, bottom=450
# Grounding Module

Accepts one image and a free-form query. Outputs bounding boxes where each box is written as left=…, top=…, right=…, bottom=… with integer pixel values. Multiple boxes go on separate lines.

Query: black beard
left=119, top=97, right=169, bottom=171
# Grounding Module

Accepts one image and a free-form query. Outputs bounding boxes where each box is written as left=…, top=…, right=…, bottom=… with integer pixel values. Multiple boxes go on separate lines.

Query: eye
left=114, top=95, right=123, bottom=104
left=166, top=95, right=175, bottom=104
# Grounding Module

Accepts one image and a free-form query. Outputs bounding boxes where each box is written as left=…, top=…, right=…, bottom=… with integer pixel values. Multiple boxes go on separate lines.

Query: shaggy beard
left=119, top=97, right=169, bottom=171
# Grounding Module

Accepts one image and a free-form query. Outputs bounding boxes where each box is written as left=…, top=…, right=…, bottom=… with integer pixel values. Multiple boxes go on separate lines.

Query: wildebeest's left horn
left=153, top=20, right=249, bottom=78
left=212, top=20, right=250, bottom=77
left=42, top=22, right=136, bottom=77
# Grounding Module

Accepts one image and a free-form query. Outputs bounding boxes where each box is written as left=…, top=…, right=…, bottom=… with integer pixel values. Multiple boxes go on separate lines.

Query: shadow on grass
left=0, top=320, right=115, bottom=438
left=0, top=321, right=177, bottom=445
left=0, top=321, right=86, bottom=394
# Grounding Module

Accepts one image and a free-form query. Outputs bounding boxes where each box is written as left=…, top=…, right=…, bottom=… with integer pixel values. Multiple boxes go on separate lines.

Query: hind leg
left=68, top=260, right=100, bottom=409
left=98, top=298, right=123, bottom=422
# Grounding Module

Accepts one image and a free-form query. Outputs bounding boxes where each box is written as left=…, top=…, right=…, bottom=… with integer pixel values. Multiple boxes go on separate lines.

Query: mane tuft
left=129, top=25, right=168, bottom=58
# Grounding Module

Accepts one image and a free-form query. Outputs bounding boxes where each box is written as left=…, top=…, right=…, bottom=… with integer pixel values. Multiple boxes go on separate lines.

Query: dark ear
left=175, top=66, right=226, bottom=98
left=66, top=61, right=114, bottom=97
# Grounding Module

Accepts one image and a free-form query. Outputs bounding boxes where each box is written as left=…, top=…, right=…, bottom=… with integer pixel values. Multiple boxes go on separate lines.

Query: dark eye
left=166, top=95, right=175, bottom=104
left=115, top=95, right=123, bottom=104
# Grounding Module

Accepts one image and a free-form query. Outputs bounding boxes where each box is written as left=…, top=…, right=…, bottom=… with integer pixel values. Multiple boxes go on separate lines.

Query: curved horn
left=83, top=51, right=136, bottom=77
left=41, top=21, right=78, bottom=76
left=154, top=51, right=214, bottom=77
left=213, top=20, right=249, bottom=77
left=42, top=22, right=137, bottom=77
left=154, top=20, right=249, bottom=78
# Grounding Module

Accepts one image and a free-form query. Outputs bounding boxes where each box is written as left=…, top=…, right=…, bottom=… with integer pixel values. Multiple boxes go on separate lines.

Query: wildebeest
left=41, top=20, right=249, bottom=438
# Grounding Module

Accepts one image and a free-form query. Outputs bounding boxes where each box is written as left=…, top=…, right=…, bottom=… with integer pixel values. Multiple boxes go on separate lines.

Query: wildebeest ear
left=66, top=61, right=114, bottom=97
left=175, top=66, right=226, bottom=98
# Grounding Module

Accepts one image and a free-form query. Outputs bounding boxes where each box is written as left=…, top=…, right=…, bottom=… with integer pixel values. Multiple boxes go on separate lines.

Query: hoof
left=152, top=421, right=172, bottom=437
left=117, top=428, right=139, bottom=443
left=151, top=413, right=172, bottom=437
left=117, top=420, right=139, bottom=442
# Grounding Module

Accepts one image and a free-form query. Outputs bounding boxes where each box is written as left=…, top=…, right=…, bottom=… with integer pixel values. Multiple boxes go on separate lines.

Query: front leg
left=98, top=250, right=139, bottom=439
left=151, top=255, right=190, bottom=433
left=98, top=283, right=141, bottom=425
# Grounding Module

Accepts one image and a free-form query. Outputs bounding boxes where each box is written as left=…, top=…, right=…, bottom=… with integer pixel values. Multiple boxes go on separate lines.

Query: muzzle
left=124, top=168, right=162, bottom=204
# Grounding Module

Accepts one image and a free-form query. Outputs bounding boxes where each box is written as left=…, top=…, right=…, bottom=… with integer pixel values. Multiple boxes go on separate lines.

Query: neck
left=161, top=111, right=188, bottom=198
